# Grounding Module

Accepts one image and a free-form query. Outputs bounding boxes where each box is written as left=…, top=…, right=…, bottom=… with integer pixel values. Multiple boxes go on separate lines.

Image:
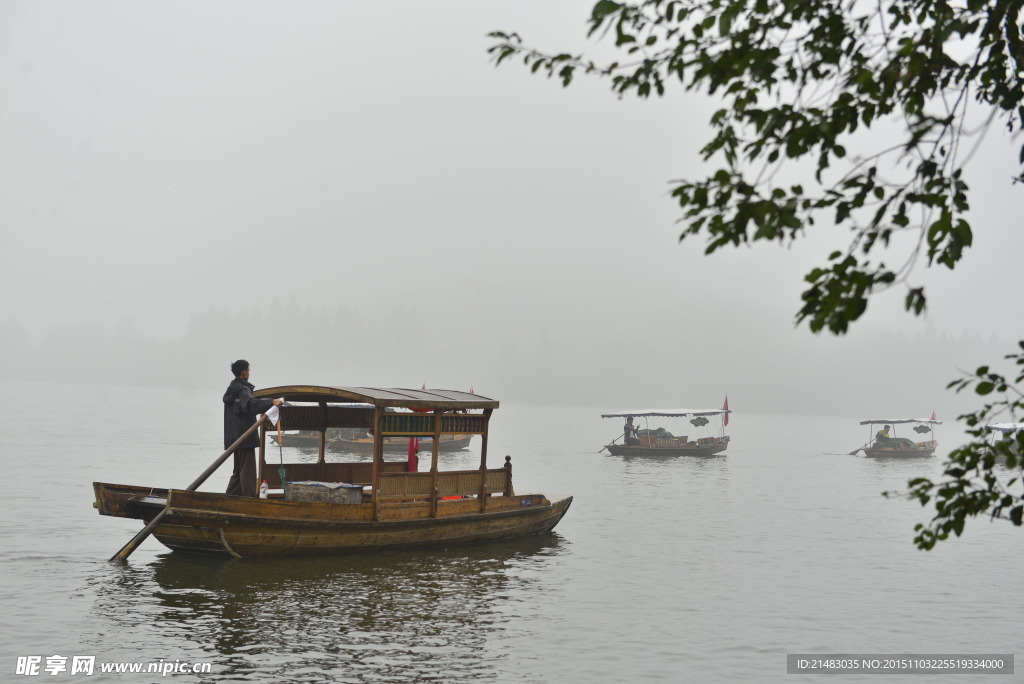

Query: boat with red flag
left=600, top=403, right=732, bottom=456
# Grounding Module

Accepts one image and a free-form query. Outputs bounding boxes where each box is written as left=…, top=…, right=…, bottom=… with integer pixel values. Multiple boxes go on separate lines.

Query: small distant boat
left=600, top=407, right=731, bottom=456
left=985, top=422, right=1023, bottom=435
left=984, top=422, right=1022, bottom=459
left=273, top=429, right=473, bottom=452
left=854, top=417, right=941, bottom=457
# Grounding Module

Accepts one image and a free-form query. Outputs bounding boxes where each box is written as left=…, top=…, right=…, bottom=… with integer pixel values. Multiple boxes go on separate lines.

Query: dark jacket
left=223, top=378, right=275, bottom=449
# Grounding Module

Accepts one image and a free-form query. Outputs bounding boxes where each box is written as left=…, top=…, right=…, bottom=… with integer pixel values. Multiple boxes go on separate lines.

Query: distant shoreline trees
left=0, top=307, right=1008, bottom=421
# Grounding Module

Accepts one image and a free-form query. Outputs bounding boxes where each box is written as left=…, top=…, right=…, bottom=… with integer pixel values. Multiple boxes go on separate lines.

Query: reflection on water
left=88, top=535, right=568, bottom=682
left=615, top=452, right=726, bottom=464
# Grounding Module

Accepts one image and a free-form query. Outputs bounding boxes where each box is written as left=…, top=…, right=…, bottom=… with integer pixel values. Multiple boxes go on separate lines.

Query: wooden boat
left=600, top=408, right=731, bottom=456
left=856, top=417, right=940, bottom=457
left=272, top=428, right=473, bottom=452
left=985, top=422, right=1023, bottom=438
left=94, top=386, right=572, bottom=558
left=984, top=422, right=1022, bottom=460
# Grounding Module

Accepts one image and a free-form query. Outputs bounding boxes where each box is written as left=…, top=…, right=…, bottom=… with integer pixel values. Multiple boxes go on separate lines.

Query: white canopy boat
left=984, top=422, right=1023, bottom=459
left=984, top=422, right=1024, bottom=433
left=600, top=408, right=731, bottom=456
left=855, top=417, right=941, bottom=457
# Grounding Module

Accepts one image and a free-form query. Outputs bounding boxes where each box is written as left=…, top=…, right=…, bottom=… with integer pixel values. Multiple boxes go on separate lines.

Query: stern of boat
left=93, top=482, right=167, bottom=520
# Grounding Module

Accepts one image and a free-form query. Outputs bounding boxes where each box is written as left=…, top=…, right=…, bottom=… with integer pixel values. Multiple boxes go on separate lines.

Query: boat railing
left=640, top=436, right=689, bottom=447
left=633, top=435, right=729, bottom=448
left=378, top=468, right=510, bottom=500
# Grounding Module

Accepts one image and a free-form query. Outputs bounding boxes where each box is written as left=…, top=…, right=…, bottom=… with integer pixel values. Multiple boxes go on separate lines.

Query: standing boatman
left=223, top=359, right=283, bottom=497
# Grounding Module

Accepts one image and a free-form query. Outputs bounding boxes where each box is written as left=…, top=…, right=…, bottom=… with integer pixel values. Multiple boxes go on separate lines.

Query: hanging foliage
left=488, top=0, right=1024, bottom=550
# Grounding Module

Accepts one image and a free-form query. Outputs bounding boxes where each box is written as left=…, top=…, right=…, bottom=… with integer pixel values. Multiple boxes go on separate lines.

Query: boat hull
left=862, top=440, right=937, bottom=458
left=605, top=436, right=729, bottom=456
left=94, top=483, right=571, bottom=558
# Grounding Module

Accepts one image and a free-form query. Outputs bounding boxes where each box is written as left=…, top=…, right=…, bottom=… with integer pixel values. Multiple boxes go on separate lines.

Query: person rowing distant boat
left=624, top=416, right=640, bottom=445
left=874, top=424, right=892, bottom=447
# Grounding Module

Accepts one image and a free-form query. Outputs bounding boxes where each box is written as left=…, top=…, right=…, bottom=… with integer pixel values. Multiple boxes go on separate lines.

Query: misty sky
left=2, top=1, right=1021, bottom=414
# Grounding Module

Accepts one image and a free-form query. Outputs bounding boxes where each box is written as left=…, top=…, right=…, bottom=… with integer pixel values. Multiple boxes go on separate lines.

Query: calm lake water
left=1, top=380, right=1020, bottom=683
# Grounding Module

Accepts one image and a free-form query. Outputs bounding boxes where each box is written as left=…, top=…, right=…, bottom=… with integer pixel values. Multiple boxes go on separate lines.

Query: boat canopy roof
left=254, top=385, right=498, bottom=410
left=859, top=418, right=942, bottom=425
left=985, top=422, right=1023, bottom=432
left=601, top=408, right=731, bottom=419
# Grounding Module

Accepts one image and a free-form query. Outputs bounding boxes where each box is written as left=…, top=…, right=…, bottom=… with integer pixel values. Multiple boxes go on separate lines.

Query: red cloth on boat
left=407, top=438, right=419, bottom=472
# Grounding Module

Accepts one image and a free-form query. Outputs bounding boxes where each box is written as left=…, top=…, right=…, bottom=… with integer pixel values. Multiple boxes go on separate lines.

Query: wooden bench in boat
left=261, top=460, right=405, bottom=488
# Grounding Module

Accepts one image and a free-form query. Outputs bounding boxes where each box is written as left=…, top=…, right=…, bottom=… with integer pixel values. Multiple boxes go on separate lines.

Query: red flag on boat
left=407, top=437, right=419, bottom=472
left=723, top=395, right=729, bottom=426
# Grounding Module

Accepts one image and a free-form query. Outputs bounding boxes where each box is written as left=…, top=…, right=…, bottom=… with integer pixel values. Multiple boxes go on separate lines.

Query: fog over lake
left=3, top=4, right=1024, bottom=683
left=2, top=1, right=1021, bottom=416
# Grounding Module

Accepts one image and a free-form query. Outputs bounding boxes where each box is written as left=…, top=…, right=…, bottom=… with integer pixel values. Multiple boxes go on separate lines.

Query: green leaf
left=720, top=10, right=733, bottom=35
left=1011, top=506, right=1023, bottom=526
left=591, top=0, right=622, bottom=22
left=951, top=516, right=965, bottom=536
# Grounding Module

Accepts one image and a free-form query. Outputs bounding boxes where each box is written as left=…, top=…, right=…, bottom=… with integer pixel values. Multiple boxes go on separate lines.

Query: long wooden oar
left=598, top=432, right=625, bottom=453
left=110, top=414, right=270, bottom=562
